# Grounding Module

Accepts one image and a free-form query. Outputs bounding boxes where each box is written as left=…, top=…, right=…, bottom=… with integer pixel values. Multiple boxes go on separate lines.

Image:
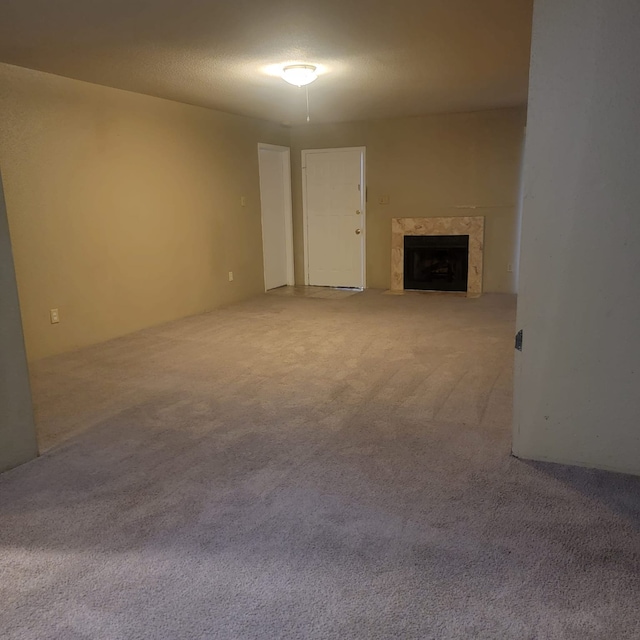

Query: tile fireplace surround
left=391, top=216, right=485, bottom=296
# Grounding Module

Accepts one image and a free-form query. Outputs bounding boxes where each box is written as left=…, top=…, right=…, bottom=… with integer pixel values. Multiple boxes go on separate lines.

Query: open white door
left=302, top=147, right=366, bottom=288
left=258, top=144, right=294, bottom=291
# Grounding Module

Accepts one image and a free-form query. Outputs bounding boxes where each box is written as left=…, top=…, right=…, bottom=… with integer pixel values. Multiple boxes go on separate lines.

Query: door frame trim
left=301, top=146, right=367, bottom=289
left=258, top=143, right=294, bottom=290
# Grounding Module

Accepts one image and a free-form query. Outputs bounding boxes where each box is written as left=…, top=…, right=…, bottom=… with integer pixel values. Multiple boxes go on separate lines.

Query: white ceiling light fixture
left=281, top=64, right=318, bottom=87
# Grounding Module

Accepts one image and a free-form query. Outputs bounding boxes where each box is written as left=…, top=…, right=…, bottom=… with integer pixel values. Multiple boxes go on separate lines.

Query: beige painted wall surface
left=513, top=0, right=640, bottom=475
left=0, top=63, right=288, bottom=360
left=290, top=108, right=525, bottom=292
left=0, top=172, right=38, bottom=471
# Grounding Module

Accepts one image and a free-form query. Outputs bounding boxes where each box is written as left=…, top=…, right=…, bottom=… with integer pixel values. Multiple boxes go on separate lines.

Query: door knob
left=356, top=209, right=361, bottom=215
left=355, top=229, right=362, bottom=235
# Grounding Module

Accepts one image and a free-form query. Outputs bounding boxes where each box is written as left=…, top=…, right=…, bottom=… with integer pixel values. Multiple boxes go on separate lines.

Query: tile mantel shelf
left=391, top=216, right=485, bottom=296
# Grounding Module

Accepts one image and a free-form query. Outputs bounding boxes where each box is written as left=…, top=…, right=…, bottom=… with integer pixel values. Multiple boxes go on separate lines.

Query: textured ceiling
left=0, top=0, right=533, bottom=125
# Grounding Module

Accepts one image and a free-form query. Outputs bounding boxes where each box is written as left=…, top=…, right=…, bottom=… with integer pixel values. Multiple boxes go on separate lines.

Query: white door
left=303, top=147, right=366, bottom=288
left=258, top=144, right=294, bottom=291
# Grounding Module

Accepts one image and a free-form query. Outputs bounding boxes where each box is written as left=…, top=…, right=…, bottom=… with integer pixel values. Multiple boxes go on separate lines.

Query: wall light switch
left=507, top=263, right=514, bottom=273
left=240, top=196, right=247, bottom=207
left=50, top=308, right=60, bottom=324
left=379, top=195, right=390, bottom=205
left=228, top=271, right=234, bottom=282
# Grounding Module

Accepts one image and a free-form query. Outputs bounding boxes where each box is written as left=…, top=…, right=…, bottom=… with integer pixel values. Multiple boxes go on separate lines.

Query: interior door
left=258, top=145, right=293, bottom=291
left=303, top=148, right=365, bottom=288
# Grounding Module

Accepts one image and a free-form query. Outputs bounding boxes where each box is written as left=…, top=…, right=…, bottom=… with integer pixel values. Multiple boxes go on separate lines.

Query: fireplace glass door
left=404, top=235, right=469, bottom=292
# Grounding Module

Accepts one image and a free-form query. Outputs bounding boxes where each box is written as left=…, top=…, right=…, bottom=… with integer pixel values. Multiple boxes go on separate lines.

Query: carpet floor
left=1, top=290, right=639, bottom=639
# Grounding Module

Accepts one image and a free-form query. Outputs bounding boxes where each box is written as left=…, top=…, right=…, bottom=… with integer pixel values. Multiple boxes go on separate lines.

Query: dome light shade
left=281, top=65, right=318, bottom=87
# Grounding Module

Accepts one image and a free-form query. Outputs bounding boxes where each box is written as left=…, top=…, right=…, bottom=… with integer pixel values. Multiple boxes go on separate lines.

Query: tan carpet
left=1, top=290, right=639, bottom=639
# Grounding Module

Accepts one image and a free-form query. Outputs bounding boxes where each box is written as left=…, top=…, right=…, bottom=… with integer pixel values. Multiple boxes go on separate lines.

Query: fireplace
left=404, top=235, right=469, bottom=291
left=391, top=216, right=484, bottom=296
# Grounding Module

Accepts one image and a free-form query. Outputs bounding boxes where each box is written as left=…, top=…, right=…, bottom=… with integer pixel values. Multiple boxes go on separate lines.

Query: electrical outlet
left=50, top=308, right=60, bottom=324
left=228, top=271, right=234, bottom=282
left=240, top=196, right=247, bottom=207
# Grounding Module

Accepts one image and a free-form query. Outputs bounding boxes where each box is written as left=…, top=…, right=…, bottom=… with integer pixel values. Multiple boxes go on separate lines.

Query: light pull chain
left=305, top=85, right=310, bottom=123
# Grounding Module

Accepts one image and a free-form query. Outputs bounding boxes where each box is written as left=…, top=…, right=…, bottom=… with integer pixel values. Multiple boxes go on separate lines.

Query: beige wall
left=290, top=108, right=526, bottom=292
left=0, top=172, right=38, bottom=471
left=513, top=0, right=640, bottom=475
left=0, top=63, right=289, bottom=361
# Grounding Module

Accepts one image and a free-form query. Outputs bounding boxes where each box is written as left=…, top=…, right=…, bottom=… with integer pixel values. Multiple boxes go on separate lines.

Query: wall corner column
left=0, top=171, right=38, bottom=472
